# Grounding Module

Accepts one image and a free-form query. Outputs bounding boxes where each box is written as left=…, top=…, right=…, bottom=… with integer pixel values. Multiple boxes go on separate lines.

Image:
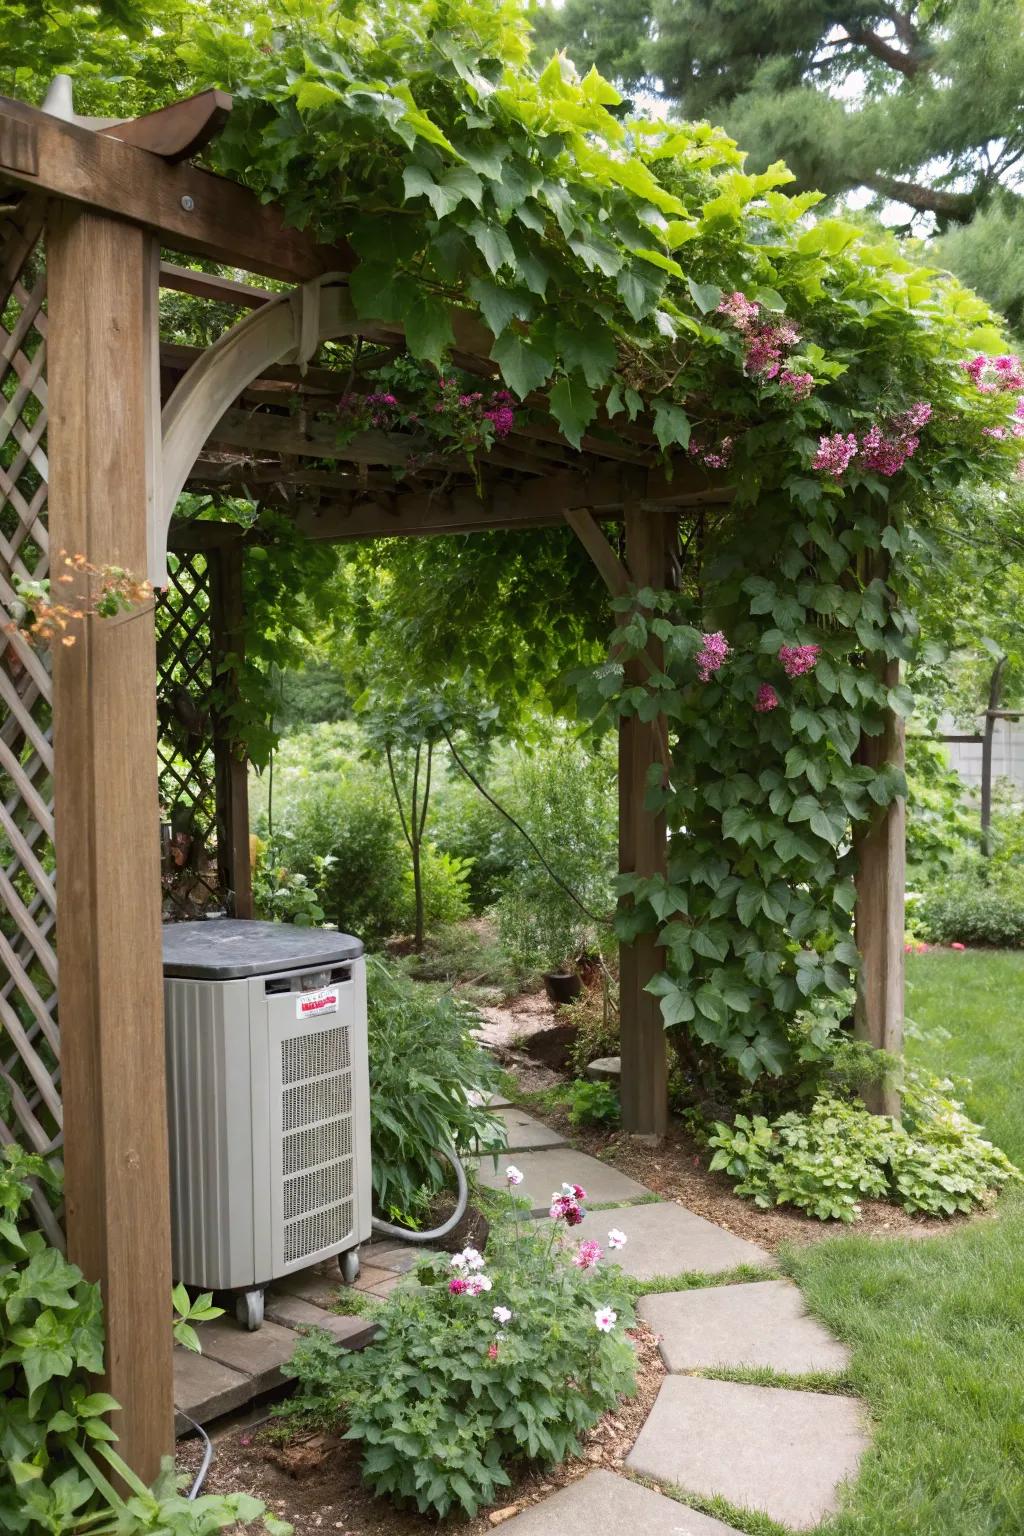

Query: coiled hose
left=369, top=1141, right=469, bottom=1243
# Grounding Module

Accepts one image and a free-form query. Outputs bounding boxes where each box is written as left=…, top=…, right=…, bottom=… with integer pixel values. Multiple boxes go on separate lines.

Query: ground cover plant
left=282, top=1174, right=636, bottom=1519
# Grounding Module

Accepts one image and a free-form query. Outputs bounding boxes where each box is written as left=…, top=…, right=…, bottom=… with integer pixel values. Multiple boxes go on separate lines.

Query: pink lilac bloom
left=607, top=1229, right=628, bottom=1250
left=754, top=683, right=780, bottom=713
left=716, top=291, right=760, bottom=330
left=983, top=426, right=1008, bottom=439
left=594, top=1306, right=618, bottom=1333
left=896, top=401, right=932, bottom=431
left=859, top=423, right=919, bottom=477
left=963, top=354, right=1024, bottom=393
left=778, top=644, right=821, bottom=678
left=573, top=1240, right=604, bottom=1270
left=484, top=404, right=515, bottom=437
left=695, top=630, right=730, bottom=682
left=689, top=435, right=734, bottom=470
left=812, top=432, right=858, bottom=477
left=779, top=370, right=814, bottom=400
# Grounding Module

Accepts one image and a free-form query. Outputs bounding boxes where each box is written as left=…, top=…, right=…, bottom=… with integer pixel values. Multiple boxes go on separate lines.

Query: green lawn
left=783, top=950, right=1024, bottom=1536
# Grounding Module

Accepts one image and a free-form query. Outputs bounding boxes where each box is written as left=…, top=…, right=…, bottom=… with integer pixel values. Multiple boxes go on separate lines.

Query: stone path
left=177, top=1101, right=870, bottom=1533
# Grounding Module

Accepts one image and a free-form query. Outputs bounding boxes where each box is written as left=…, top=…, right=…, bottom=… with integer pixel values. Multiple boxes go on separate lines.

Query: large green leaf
left=490, top=332, right=556, bottom=398
left=548, top=372, right=598, bottom=448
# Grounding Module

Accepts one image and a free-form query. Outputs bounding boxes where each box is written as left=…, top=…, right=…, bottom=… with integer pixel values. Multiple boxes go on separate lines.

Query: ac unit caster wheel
left=338, top=1248, right=360, bottom=1286
left=235, top=1288, right=264, bottom=1331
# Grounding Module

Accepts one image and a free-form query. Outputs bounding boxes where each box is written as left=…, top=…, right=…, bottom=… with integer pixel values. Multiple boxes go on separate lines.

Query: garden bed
left=174, top=1320, right=664, bottom=1536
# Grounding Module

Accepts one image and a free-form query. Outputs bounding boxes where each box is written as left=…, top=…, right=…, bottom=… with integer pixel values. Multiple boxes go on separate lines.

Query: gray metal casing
left=164, top=940, right=372, bottom=1292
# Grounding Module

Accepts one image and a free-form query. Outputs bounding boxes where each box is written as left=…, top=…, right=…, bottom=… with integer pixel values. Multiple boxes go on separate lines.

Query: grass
left=781, top=949, right=1024, bottom=1535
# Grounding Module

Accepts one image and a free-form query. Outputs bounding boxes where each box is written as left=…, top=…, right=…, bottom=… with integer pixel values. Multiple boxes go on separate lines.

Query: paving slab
left=264, top=1292, right=377, bottom=1349
left=362, top=1242, right=436, bottom=1273
left=492, top=1104, right=566, bottom=1151
left=469, top=1089, right=512, bottom=1108
left=472, top=1147, right=652, bottom=1214
left=494, top=1469, right=737, bottom=1534
left=571, top=1201, right=771, bottom=1281
left=640, top=1279, right=849, bottom=1374
left=173, top=1347, right=252, bottom=1433
left=197, top=1317, right=299, bottom=1393
left=627, top=1376, right=868, bottom=1531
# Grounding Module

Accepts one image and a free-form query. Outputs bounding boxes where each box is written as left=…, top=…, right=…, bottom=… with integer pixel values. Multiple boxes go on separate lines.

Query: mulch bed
left=175, top=1321, right=664, bottom=1535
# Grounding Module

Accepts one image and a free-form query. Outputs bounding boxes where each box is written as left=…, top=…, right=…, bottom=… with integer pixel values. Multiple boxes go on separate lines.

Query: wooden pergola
left=0, top=86, right=904, bottom=1480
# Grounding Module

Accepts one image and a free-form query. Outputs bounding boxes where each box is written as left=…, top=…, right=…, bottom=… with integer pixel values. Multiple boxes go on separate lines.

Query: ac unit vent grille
left=281, top=1024, right=350, bottom=1085
left=283, top=1200, right=354, bottom=1266
left=283, top=1158, right=354, bottom=1222
left=282, top=1070, right=352, bottom=1133
left=282, top=1117, right=353, bottom=1177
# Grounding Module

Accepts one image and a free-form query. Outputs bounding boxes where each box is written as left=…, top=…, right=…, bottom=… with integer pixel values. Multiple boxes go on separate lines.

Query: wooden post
left=48, top=206, right=173, bottom=1478
left=980, top=657, right=1007, bottom=856
left=853, top=547, right=905, bottom=1118
left=618, top=506, right=673, bottom=1138
left=209, top=541, right=253, bottom=917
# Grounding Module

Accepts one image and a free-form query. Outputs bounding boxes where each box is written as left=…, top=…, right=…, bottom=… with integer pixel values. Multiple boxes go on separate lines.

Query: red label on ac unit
left=295, top=988, right=339, bottom=1019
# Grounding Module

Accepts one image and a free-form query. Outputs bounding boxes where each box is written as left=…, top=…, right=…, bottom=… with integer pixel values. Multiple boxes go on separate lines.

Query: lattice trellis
left=0, top=207, right=64, bottom=1244
left=156, top=551, right=227, bottom=918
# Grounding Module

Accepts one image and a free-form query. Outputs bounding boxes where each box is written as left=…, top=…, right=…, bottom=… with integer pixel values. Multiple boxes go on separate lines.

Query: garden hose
left=370, top=1141, right=469, bottom=1243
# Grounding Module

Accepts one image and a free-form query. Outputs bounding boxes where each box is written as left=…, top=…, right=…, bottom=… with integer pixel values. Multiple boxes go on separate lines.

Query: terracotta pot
left=543, top=969, right=582, bottom=1005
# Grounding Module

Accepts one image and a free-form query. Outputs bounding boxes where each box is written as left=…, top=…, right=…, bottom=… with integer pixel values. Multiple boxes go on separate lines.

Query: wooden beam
left=0, top=94, right=346, bottom=282
left=48, top=206, right=173, bottom=1476
left=159, top=263, right=275, bottom=310
left=853, top=555, right=904, bottom=1118
left=563, top=506, right=630, bottom=597
left=209, top=544, right=253, bottom=918
left=99, top=89, right=232, bottom=164
left=618, top=506, right=673, bottom=1138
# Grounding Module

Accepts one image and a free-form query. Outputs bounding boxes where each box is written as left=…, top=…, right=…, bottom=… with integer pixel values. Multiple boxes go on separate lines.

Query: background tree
left=532, top=0, right=1024, bottom=328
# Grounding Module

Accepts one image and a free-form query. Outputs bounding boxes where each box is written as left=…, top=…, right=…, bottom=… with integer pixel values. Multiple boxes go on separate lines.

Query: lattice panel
left=156, top=552, right=226, bottom=917
left=0, top=208, right=64, bottom=1244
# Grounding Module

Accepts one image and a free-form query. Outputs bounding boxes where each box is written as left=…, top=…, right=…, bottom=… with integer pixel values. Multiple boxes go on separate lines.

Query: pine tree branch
left=844, top=25, right=926, bottom=78
left=862, top=174, right=977, bottom=222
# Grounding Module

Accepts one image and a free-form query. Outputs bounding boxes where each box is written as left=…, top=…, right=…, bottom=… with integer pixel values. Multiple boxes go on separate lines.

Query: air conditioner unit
left=162, top=919, right=372, bottom=1330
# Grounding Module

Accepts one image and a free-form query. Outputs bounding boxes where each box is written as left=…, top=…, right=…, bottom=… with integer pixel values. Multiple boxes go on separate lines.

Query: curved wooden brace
left=155, top=278, right=495, bottom=583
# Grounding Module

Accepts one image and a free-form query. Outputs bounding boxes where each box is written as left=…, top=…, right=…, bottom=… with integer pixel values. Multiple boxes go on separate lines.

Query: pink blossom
left=493, top=1305, right=513, bottom=1324
left=594, top=1306, right=617, bottom=1333
left=778, top=370, right=814, bottom=400
left=449, top=1277, right=468, bottom=1295
left=963, top=354, right=1024, bottom=393
left=505, top=1165, right=524, bottom=1186
left=896, top=401, right=932, bottom=431
left=754, top=683, right=779, bottom=713
left=549, top=1191, right=585, bottom=1225
left=983, top=426, right=1008, bottom=439
left=465, top=1274, right=493, bottom=1296
left=716, top=291, right=760, bottom=330
left=484, top=404, right=515, bottom=437
left=563, top=1182, right=587, bottom=1202
left=573, top=1239, right=604, bottom=1269
left=950, top=942, right=966, bottom=951
left=812, top=432, right=857, bottom=477
left=778, top=644, right=820, bottom=678
left=689, top=435, right=734, bottom=470
left=859, top=423, right=919, bottom=477
left=696, top=630, right=730, bottom=682
left=607, top=1228, right=627, bottom=1250
left=487, top=1342, right=499, bottom=1360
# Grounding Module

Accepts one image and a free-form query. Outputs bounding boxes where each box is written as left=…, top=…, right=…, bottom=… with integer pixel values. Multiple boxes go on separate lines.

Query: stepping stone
left=640, top=1279, right=850, bottom=1374
left=263, top=1292, right=377, bottom=1349
left=469, top=1088, right=511, bottom=1108
left=174, top=1347, right=251, bottom=1433
left=580, top=1201, right=771, bottom=1281
left=627, top=1376, right=868, bottom=1531
left=494, top=1468, right=736, bottom=1533
left=472, top=1147, right=651, bottom=1214
left=196, top=1317, right=299, bottom=1395
left=585, top=1056, right=620, bottom=1082
left=492, top=1104, right=566, bottom=1151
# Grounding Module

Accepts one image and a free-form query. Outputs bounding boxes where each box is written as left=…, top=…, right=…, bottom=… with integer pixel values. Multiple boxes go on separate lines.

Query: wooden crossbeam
left=0, top=94, right=347, bottom=282
left=159, top=263, right=275, bottom=310
left=99, top=90, right=232, bottom=164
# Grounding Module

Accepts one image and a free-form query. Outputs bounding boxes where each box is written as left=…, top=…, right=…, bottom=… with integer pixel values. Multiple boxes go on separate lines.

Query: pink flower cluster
left=449, top=1245, right=493, bottom=1297
left=573, top=1239, right=603, bottom=1269
left=434, top=378, right=516, bottom=439
left=696, top=630, right=730, bottom=682
left=962, top=354, right=1024, bottom=393
left=716, top=292, right=805, bottom=385
left=778, top=644, right=820, bottom=678
left=550, top=1181, right=586, bottom=1226
left=337, top=390, right=401, bottom=429
left=813, top=403, right=931, bottom=480
left=754, top=683, right=779, bottom=713
left=688, top=434, right=734, bottom=470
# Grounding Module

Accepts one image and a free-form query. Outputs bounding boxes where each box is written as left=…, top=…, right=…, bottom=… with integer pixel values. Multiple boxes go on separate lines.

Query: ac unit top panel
left=162, top=919, right=364, bottom=980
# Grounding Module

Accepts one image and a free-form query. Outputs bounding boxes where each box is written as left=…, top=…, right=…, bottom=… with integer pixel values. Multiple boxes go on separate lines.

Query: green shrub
left=0, top=1145, right=288, bottom=1536
left=398, top=845, right=471, bottom=934
left=429, top=771, right=515, bottom=912
left=366, top=960, right=505, bottom=1225
left=565, top=1078, right=621, bottom=1128
left=708, top=1083, right=1019, bottom=1222
left=905, top=737, right=977, bottom=879
left=914, top=862, right=1024, bottom=947
left=282, top=1185, right=636, bottom=1518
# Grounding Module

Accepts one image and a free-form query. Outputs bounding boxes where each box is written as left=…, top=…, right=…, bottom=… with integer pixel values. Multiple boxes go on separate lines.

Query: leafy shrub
left=565, top=1078, right=621, bottom=1128
left=429, top=770, right=515, bottom=912
left=708, top=1083, right=1019, bottom=1221
left=366, top=960, right=505, bottom=1225
left=565, top=973, right=621, bottom=1075
left=905, top=737, right=977, bottom=879
left=914, top=862, right=1024, bottom=947
left=0, top=1145, right=288, bottom=1535
left=398, top=845, right=471, bottom=934
left=283, top=1182, right=636, bottom=1518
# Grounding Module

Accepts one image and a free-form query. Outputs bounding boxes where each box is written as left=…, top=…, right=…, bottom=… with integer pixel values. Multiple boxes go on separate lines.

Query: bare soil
left=175, top=1321, right=664, bottom=1535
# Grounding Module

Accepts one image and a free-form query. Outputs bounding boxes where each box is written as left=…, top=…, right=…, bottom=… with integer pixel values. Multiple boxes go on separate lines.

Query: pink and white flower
left=573, top=1239, right=604, bottom=1269
left=812, top=432, right=858, bottom=478
left=465, top=1274, right=493, bottom=1296
left=607, top=1228, right=628, bottom=1250
left=493, top=1305, right=513, bottom=1325
left=505, top=1165, right=524, bottom=1186
left=594, top=1306, right=618, bottom=1333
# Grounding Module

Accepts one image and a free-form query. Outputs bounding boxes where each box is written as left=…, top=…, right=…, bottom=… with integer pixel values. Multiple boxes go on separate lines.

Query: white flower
left=607, top=1228, right=627, bottom=1250
left=466, top=1274, right=493, bottom=1296
left=459, top=1246, right=485, bottom=1271
left=594, top=1306, right=617, bottom=1333
left=450, top=1251, right=468, bottom=1271
left=505, top=1165, right=524, bottom=1186
left=493, top=1305, right=513, bottom=1325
